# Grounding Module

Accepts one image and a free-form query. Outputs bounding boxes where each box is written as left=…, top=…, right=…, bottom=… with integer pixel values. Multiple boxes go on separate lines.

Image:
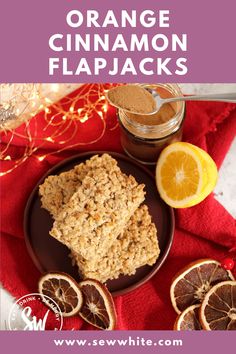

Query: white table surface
left=1, top=83, right=236, bottom=329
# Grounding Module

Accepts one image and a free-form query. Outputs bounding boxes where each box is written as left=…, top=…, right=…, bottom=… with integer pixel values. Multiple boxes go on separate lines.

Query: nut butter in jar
left=118, top=84, right=186, bottom=165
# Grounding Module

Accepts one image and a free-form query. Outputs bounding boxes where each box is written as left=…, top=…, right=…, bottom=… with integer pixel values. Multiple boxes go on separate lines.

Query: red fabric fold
left=177, top=196, right=236, bottom=249
left=1, top=84, right=236, bottom=330
left=176, top=101, right=236, bottom=249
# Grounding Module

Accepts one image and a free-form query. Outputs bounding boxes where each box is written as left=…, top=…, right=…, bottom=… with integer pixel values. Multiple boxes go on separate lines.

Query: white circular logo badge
left=8, top=293, right=63, bottom=330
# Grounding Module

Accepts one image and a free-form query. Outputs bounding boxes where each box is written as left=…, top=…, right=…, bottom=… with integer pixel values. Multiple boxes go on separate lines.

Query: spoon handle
left=165, top=92, right=236, bottom=104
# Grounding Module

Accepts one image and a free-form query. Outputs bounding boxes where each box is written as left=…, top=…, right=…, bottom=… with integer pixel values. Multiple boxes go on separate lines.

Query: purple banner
left=0, top=331, right=235, bottom=354
left=0, top=0, right=235, bottom=82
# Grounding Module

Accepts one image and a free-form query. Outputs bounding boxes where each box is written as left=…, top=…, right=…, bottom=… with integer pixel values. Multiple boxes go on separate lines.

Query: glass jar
left=118, top=83, right=186, bottom=165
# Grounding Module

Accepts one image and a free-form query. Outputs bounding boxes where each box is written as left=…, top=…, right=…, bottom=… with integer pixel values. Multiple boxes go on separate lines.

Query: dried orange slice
left=38, top=272, right=83, bottom=317
left=174, top=304, right=202, bottom=330
left=79, top=279, right=117, bottom=330
left=200, top=281, right=236, bottom=330
left=170, top=259, right=234, bottom=314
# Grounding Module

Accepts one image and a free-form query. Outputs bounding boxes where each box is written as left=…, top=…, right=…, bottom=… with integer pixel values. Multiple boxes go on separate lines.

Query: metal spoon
left=106, top=86, right=236, bottom=115
left=149, top=91, right=236, bottom=115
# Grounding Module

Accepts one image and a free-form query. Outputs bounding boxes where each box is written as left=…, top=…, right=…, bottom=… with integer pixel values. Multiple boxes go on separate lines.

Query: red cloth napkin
left=1, top=84, right=236, bottom=330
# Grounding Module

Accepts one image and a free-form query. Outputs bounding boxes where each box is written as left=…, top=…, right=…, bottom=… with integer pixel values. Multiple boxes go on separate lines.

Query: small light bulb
left=45, top=97, right=52, bottom=104
left=37, top=155, right=46, bottom=162
left=103, top=104, right=108, bottom=112
left=80, top=114, right=88, bottom=123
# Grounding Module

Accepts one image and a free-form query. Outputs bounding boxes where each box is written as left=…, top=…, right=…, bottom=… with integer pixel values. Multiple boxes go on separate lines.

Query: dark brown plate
left=24, top=151, right=174, bottom=296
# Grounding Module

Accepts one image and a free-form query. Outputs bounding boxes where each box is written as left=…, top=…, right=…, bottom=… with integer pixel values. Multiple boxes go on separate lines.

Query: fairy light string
left=0, top=83, right=118, bottom=177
